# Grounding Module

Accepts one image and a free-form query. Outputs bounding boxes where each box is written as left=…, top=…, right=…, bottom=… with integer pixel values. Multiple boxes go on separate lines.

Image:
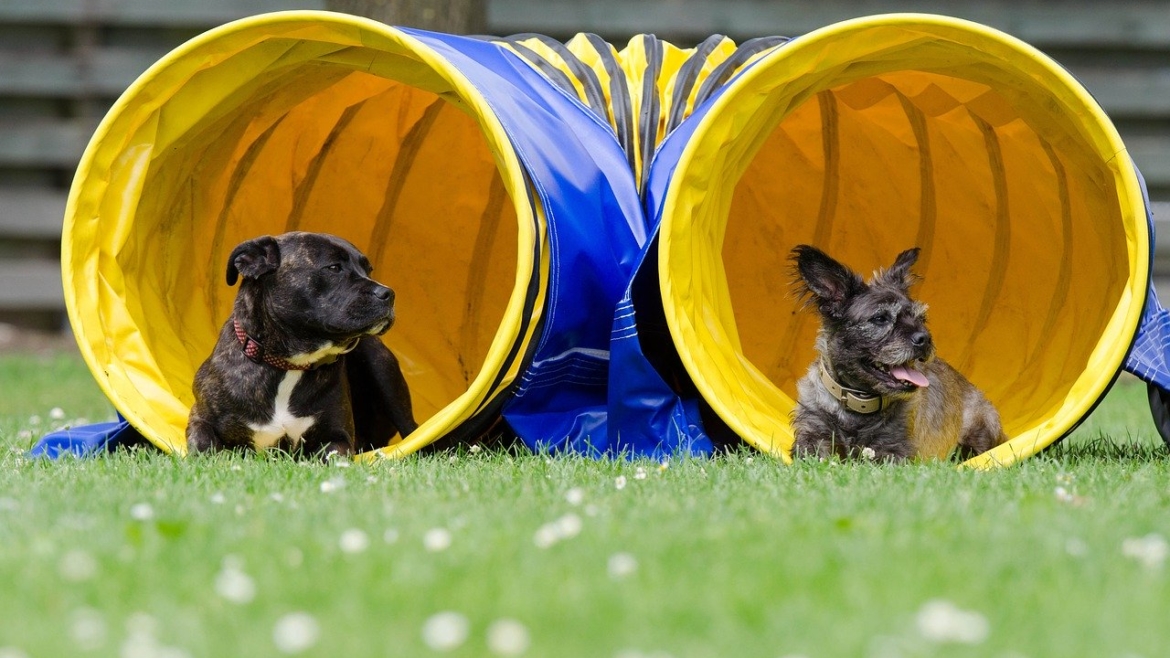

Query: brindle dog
left=789, top=245, right=1006, bottom=461
left=186, top=232, right=417, bottom=458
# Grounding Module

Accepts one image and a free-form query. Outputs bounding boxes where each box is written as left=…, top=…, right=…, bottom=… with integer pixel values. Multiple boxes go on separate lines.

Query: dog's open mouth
left=871, top=359, right=930, bottom=390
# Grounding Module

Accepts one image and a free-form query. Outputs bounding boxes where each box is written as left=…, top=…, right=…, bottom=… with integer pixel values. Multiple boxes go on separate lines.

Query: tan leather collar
left=818, top=361, right=886, bottom=414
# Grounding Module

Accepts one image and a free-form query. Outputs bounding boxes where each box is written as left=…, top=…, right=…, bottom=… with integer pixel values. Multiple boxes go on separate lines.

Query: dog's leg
left=299, top=425, right=355, bottom=460
left=956, top=412, right=1007, bottom=460
left=186, top=415, right=222, bottom=453
left=347, top=336, right=418, bottom=451
left=321, top=439, right=354, bottom=460
left=381, top=350, right=418, bottom=437
left=792, top=408, right=861, bottom=461
left=955, top=390, right=1008, bottom=460
left=792, top=430, right=850, bottom=461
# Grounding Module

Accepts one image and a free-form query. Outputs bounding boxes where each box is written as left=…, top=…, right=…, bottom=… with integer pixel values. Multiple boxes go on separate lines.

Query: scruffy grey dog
left=789, top=245, right=1007, bottom=461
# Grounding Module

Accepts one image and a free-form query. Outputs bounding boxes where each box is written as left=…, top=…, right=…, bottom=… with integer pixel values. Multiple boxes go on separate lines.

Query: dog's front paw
left=321, top=440, right=354, bottom=461
left=186, top=418, right=221, bottom=453
left=858, top=443, right=912, bottom=463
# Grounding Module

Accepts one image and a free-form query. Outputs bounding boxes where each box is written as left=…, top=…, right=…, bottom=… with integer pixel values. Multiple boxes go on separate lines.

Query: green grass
left=1, top=351, right=1169, bottom=657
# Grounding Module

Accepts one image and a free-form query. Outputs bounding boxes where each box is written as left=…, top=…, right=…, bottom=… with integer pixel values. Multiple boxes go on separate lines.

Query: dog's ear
left=226, top=236, right=281, bottom=286
left=878, top=248, right=922, bottom=291
left=790, top=244, right=865, bottom=318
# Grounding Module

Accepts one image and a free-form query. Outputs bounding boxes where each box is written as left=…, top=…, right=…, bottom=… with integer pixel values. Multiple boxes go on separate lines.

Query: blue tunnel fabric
left=393, top=32, right=649, bottom=455
left=29, top=415, right=140, bottom=459
left=1129, top=290, right=1170, bottom=390
left=1123, top=167, right=1170, bottom=389
left=603, top=81, right=728, bottom=458
left=606, top=238, right=716, bottom=458
left=501, top=32, right=781, bottom=456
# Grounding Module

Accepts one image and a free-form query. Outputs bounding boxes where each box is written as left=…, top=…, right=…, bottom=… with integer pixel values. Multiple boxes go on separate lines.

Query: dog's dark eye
left=870, top=312, right=892, bottom=325
left=325, top=264, right=343, bottom=273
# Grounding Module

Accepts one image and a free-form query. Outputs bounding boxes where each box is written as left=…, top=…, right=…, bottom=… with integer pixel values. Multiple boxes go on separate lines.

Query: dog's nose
left=373, top=285, right=394, bottom=302
left=910, top=331, right=930, bottom=347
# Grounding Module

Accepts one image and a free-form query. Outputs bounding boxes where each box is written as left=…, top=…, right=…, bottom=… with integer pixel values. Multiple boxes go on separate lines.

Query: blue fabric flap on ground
left=29, top=415, right=142, bottom=459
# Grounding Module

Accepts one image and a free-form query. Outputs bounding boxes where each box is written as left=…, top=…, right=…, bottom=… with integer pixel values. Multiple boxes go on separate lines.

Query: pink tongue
left=890, top=365, right=929, bottom=387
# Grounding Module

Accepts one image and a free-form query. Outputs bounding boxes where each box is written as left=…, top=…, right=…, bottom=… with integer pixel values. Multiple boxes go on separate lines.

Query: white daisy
left=421, top=611, right=470, bottom=652
left=486, top=619, right=531, bottom=656
left=272, top=612, right=320, bottom=654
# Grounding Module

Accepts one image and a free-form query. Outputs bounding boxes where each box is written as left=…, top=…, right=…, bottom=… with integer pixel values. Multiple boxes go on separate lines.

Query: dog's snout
left=373, top=285, right=394, bottom=303
left=910, top=331, right=930, bottom=347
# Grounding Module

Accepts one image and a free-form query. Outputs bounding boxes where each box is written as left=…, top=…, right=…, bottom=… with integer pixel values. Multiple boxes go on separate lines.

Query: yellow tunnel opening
left=63, top=12, right=541, bottom=456
left=659, top=15, right=1149, bottom=467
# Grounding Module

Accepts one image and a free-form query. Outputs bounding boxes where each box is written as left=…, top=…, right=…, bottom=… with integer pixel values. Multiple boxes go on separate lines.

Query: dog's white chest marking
left=248, top=371, right=316, bottom=449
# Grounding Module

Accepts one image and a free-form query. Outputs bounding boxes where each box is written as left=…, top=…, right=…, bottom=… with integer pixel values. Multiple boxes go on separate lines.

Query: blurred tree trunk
left=325, top=0, right=487, bottom=34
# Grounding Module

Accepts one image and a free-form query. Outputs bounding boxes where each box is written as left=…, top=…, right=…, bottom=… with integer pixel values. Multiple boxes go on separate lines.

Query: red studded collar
left=233, top=318, right=313, bottom=371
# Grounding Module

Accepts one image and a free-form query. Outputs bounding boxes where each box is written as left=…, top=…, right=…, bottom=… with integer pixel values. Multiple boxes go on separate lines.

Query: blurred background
left=0, top=0, right=1167, bottom=344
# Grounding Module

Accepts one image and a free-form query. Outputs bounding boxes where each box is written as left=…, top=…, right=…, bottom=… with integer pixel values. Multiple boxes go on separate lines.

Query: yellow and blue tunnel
left=33, top=12, right=1166, bottom=468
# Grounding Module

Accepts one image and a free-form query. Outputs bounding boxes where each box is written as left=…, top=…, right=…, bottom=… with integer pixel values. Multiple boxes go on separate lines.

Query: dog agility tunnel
left=514, top=14, right=1161, bottom=466
left=47, top=11, right=649, bottom=458
left=39, top=12, right=1169, bottom=467
left=627, top=14, right=1158, bottom=468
